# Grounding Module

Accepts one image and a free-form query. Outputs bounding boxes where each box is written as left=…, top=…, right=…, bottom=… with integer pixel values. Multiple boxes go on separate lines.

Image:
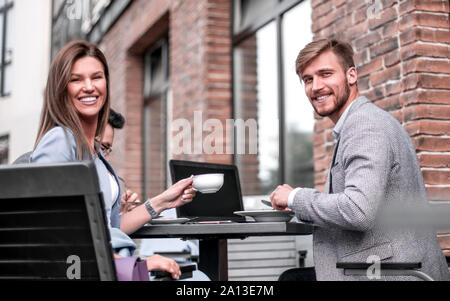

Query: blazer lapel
left=327, top=139, right=340, bottom=193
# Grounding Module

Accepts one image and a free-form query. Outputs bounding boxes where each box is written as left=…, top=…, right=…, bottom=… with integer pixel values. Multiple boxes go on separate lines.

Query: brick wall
left=311, top=0, right=450, bottom=256
left=234, top=35, right=262, bottom=195
left=100, top=0, right=232, bottom=198
left=171, top=0, right=232, bottom=165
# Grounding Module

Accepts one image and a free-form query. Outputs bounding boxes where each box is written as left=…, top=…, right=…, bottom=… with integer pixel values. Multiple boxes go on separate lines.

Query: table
left=131, top=222, right=314, bottom=281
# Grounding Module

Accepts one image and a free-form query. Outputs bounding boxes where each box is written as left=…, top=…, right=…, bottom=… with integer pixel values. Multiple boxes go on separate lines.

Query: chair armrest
left=151, top=263, right=197, bottom=281
left=336, top=262, right=422, bottom=270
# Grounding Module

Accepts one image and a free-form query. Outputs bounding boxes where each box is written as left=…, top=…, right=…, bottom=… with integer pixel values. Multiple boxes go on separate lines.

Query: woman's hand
left=119, top=177, right=196, bottom=234
left=151, top=177, right=196, bottom=214
left=145, top=255, right=181, bottom=280
left=120, top=189, right=142, bottom=213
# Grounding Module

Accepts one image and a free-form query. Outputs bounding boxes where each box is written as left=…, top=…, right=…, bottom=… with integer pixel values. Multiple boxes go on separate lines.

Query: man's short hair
left=108, top=108, right=125, bottom=129
left=296, top=38, right=355, bottom=78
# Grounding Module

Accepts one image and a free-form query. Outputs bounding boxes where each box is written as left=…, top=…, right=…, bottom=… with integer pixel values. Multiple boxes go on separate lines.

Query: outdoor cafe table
left=131, top=221, right=314, bottom=281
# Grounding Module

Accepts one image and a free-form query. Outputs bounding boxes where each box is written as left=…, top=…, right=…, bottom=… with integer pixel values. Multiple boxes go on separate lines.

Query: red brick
left=347, top=0, right=369, bottom=10
left=357, top=56, right=383, bottom=77
left=374, top=94, right=402, bottom=111
left=422, top=170, right=450, bottom=185
left=400, top=11, right=450, bottom=30
left=405, top=120, right=450, bottom=137
left=363, top=86, right=385, bottom=102
left=370, top=65, right=401, bottom=86
left=355, top=32, right=382, bottom=51
left=417, top=154, right=450, bottom=168
left=311, top=0, right=326, bottom=9
left=315, top=184, right=326, bottom=192
left=313, top=144, right=327, bottom=160
left=369, top=37, right=399, bottom=59
left=380, top=20, right=399, bottom=39
left=385, top=81, right=402, bottom=97
left=427, top=186, right=450, bottom=201
left=354, top=49, right=369, bottom=66
left=314, top=118, right=334, bottom=133
left=357, top=76, right=370, bottom=92
left=333, top=0, right=346, bottom=8
left=345, top=21, right=369, bottom=41
left=315, top=156, right=332, bottom=172
left=313, top=131, right=327, bottom=146
left=312, top=6, right=347, bottom=33
left=413, top=137, right=450, bottom=152
left=333, top=17, right=348, bottom=34
left=403, top=58, right=450, bottom=76
left=436, top=29, right=450, bottom=43
left=312, top=2, right=334, bottom=20
left=400, top=27, right=450, bottom=46
left=314, top=172, right=328, bottom=186
left=401, top=90, right=450, bottom=106
left=399, top=0, right=450, bottom=15
left=352, top=5, right=368, bottom=25
left=379, top=0, right=398, bottom=9
left=404, top=105, right=450, bottom=121
left=403, top=74, right=450, bottom=91
left=369, top=7, right=398, bottom=30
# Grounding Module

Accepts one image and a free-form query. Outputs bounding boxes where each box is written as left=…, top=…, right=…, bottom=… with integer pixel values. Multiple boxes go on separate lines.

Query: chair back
left=0, top=162, right=116, bottom=280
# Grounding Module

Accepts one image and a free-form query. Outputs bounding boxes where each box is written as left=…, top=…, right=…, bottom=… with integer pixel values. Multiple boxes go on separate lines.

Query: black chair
left=0, top=162, right=116, bottom=280
left=278, top=251, right=316, bottom=281
left=278, top=267, right=316, bottom=281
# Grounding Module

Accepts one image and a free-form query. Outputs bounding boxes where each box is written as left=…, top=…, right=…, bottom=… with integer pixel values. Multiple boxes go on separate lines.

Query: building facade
left=49, top=0, right=449, bottom=278
left=0, top=0, right=52, bottom=164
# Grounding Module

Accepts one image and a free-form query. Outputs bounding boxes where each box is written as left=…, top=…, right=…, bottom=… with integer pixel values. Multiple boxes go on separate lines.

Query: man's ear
left=347, top=66, right=358, bottom=86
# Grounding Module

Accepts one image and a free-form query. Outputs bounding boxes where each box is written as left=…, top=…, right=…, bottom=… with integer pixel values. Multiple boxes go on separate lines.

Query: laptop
left=169, top=160, right=246, bottom=223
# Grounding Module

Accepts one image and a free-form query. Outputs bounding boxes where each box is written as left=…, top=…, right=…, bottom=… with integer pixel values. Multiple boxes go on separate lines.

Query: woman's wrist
left=148, top=196, right=164, bottom=215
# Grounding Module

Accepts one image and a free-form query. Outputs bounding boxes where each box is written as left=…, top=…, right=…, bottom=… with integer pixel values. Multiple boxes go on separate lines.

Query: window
left=233, top=0, right=314, bottom=195
left=0, top=0, right=13, bottom=96
left=142, top=37, right=169, bottom=200
left=0, top=135, right=8, bottom=164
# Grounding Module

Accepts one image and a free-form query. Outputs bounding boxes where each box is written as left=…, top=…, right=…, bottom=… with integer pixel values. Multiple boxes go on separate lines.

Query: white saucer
left=233, top=210, right=295, bottom=222
left=148, top=218, right=190, bottom=225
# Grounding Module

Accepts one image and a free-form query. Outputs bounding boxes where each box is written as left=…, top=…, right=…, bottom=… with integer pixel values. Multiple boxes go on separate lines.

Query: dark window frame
left=0, top=134, right=9, bottom=164
left=0, top=0, right=13, bottom=97
left=142, top=36, right=170, bottom=199
left=232, top=0, right=305, bottom=187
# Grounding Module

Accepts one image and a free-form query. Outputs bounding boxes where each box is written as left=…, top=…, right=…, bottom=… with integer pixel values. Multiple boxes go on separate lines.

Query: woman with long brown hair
left=32, top=40, right=195, bottom=279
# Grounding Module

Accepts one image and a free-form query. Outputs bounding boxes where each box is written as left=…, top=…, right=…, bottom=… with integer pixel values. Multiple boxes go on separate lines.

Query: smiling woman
left=67, top=57, right=107, bottom=127
left=31, top=40, right=117, bottom=223
left=29, top=40, right=197, bottom=280
left=34, top=40, right=111, bottom=160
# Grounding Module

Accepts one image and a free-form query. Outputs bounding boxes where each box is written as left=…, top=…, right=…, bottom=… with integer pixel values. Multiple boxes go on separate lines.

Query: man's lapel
left=327, top=139, right=340, bottom=193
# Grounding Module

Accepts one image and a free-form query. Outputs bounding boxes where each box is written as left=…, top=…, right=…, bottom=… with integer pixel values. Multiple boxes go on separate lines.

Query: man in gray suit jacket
left=270, top=39, right=449, bottom=281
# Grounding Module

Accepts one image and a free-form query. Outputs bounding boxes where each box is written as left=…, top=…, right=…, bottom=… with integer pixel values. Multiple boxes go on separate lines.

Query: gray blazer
left=292, top=96, right=449, bottom=281
left=31, top=126, right=122, bottom=229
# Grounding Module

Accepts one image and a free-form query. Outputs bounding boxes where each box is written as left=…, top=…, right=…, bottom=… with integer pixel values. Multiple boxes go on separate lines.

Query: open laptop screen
left=169, top=160, right=245, bottom=222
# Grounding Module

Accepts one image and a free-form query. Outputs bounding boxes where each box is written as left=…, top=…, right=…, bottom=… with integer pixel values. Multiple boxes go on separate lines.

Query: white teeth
left=316, top=95, right=330, bottom=100
left=79, top=97, right=97, bottom=102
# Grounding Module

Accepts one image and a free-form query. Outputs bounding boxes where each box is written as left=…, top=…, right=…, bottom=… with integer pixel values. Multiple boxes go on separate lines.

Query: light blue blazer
left=31, top=126, right=122, bottom=228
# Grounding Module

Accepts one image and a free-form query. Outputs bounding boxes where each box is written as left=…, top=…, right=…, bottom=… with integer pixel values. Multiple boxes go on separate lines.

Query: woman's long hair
left=35, top=40, right=111, bottom=160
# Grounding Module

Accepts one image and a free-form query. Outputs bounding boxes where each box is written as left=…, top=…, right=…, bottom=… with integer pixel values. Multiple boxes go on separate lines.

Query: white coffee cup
left=192, top=173, right=224, bottom=193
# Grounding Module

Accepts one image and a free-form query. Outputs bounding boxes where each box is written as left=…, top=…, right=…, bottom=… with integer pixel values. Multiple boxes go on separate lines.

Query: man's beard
left=313, top=80, right=350, bottom=118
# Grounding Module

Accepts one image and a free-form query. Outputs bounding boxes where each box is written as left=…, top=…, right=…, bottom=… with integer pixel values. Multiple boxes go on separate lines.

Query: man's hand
left=269, top=184, right=293, bottom=211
